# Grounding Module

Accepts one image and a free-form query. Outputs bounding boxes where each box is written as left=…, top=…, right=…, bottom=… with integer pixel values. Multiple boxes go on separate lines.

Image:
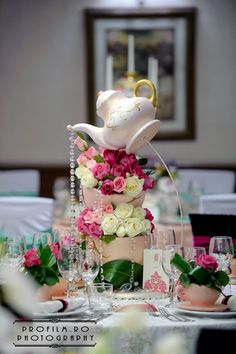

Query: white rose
left=131, top=207, right=146, bottom=220
left=75, top=165, right=88, bottom=178
left=80, top=170, right=98, bottom=188
left=124, top=176, right=144, bottom=197
left=114, top=203, right=133, bottom=220
left=142, top=219, right=152, bottom=233
left=125, top=218, right=143, bottom=238
left=101, top=214, right=119, bottom=234
left=116, top=224, right=126, bottom=238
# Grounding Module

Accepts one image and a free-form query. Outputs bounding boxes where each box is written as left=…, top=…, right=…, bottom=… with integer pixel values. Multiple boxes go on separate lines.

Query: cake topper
left=67, top=79, right=160, bottom=154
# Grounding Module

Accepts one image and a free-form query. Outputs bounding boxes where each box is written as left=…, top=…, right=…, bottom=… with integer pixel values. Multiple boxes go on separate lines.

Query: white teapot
left=67, top=79, right=160, bottom=153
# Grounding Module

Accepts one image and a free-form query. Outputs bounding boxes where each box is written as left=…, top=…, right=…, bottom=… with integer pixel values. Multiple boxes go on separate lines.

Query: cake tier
left=82, top=187, right=145, bottom=208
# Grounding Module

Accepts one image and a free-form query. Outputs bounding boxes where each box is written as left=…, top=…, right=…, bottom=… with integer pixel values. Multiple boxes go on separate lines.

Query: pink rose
left=84, top=146, right=98, bottom=159
left=50, top=242, right=62, bottom=260
left=145, top=208, right=154, bottom=222
left=103, top=149, right=118, bottom=165
left=92, top=162, right=110, bottom=179
left=99, top=146, right=105, bottom=155
left=113, top=176, right=126, bottom=193
left=143, top=175, right=155, bottom=191
left=104, top=204, right=114, bottom=214
left=132, top=165, right=145, bottom=178
left=100, top=179, right=114, bottom=195
left=23, top=249, right=41, bottom=267
left=110, top=164, right=126, bottom=177
left=86, top=159, right=97, bottom=169
left=83, top=210, right=93, bottom=224
left=77, top=218, right=90, bottom=236
left=119, top=153, right=138, bottom=173
left=77, top=154, right=88, bottom=165
left=196, top=254, right=218, bottom=271
left=92, top=210, right=102, bottom=224
left=74, top=136, right=88, bottom=151
left=88, top=223, right=103, bottom=238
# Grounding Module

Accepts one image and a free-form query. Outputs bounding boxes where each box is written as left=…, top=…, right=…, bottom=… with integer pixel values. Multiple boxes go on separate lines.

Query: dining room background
left=0, top=0, right=235, bottom=196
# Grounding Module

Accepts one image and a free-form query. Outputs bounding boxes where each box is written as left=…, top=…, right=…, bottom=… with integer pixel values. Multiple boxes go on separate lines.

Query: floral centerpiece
left=23, top=242, right=61, bottom=288
left=77, top=202, right=154, bottom=243
left=171, top=253, right=229, bottom=306
left=74, top=135, right=156, bottom=197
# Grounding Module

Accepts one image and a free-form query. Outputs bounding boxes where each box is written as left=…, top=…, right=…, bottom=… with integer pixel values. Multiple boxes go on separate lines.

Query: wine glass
left=151, top=227, right=176, bottom=249
left=209, top=236, right=234, bottom=274
left=162, top=244, right=183, bottom=302
left=77, top=249, right=100, bottom=310
left=57, top=243, right=79, bottom=298
left=0, top=238, right=23, bottom=283
left=183, top=246, right=206, bottom=262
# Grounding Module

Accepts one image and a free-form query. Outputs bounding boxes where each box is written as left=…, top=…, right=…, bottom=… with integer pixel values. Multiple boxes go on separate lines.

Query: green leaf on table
left=96, top=259, right=143, bottom=290
left=39, top=245, right=52, bottom=266
left=171, top=253, right=192, bottom=273
left=179, top=273, right=191, bottom=287
left=214, top=270, right=229, bottom=286
left=189, top=266, right=210, bottom=285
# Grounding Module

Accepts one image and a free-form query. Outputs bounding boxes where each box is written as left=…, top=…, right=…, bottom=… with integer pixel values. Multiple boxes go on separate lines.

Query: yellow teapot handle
left=133, top=79, right=157, bottom=108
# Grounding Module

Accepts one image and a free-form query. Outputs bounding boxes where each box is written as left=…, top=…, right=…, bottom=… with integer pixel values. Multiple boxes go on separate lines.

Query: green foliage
left=100, top=235, right=116, bottom=244
left=25, top=245, right=60, bottom=287
left=93, top=155, right=104, bottom=163
left=95, top=259, right=143, bottom=290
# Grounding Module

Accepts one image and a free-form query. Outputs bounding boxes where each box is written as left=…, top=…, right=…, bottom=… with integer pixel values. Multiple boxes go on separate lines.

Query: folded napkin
left=35, top=298, right=85, bottom=314
left=226, top=296, right=236, bottom=311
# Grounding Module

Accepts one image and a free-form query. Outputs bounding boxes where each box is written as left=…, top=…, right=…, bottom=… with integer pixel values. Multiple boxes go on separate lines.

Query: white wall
left=0, top=0, right=235, bottom=165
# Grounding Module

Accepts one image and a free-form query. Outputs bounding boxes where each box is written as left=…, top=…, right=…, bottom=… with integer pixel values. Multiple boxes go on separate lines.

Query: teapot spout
left=67, top=123, right=116, bottom=150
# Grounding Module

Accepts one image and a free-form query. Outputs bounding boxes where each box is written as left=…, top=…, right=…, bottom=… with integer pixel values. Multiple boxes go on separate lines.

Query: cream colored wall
left=0, top=0, right=235, bottom=165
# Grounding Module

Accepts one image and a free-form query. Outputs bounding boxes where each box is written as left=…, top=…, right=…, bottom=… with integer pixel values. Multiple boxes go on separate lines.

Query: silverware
left=158, top=306, right=193, bottom=322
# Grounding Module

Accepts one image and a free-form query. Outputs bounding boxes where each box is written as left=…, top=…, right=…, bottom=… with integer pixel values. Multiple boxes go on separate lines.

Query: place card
left=142, top=249, right=169, bottom=293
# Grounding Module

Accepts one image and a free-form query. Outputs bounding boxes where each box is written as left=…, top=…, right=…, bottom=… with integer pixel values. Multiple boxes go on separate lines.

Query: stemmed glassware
left=152, top=227, right=176, bottom=249
left=0, top=238, right=23, bottom=284
left=183, top=246, right=206, bottom=262
left=209, top=236, right=234, bottom=274
left=162, top=244, right=183, bottom=302
left=57, top=243, right=79, bottom=298
left=77, top=249, right=100, bottom=310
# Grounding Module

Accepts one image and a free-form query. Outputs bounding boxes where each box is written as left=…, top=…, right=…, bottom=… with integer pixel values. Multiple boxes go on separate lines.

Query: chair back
left=0, top=170, right=40, bottom=196
left=189, top=213, right=236, bottom=252
left=0, top=196, right=54, bottom=238
left=178, top=169, right=235, bottom=194
left=199, top=193, right=236, bottom=214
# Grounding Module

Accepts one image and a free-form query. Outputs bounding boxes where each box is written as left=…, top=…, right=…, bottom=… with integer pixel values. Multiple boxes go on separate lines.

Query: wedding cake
left=68, top=79, right=160, bottom=290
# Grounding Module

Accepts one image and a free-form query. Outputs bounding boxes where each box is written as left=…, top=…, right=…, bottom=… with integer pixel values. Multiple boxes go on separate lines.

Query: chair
left=0, top=197, right=54, bottom=239
left=189, top=213, right=236, bottom=252
left=178, top=169, right=235, bottom=194
left=199, top=193, right=236, bottom=214
left=196, top=329, right=236, bottom=354
left=0, top=169, right=40, bottom=196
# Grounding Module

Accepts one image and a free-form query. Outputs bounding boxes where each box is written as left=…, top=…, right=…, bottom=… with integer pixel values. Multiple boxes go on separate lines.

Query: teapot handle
left=133, top=79, right=157, bottom=108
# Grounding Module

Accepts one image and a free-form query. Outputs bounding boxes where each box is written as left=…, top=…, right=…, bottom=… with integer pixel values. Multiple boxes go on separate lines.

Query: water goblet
left=162, top=244, right=183, bottom=302
left=183, top=246, right=206, bottom=262
left=152, top=227, right=176, bottom=249
left=57, top=243, right=79, bottom=298
left=77, top=249, right=100, bottom=310
left=209, top=236, right=234, bottom=274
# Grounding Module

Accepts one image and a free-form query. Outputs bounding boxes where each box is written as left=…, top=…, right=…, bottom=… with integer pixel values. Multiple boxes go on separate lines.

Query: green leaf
left=77, top=131, right=85, bottom=140
left=189, top=266, right=210, bottom=285
left=93, top=155, right=104, bottom=163
left=100, top=235, right=116, bottom=244
left=39, top=245, right=52, bottom=266
left=214, top=270, right=229, bottom=286
left=136, top=155, right=148, bottom=166
left=44, top=267, right=60, bottom=286
left=179, top=273, right=191, bottom=287
left=171, top=253, right=192, bottom=273
left=96, top=260, right=143, bottom=290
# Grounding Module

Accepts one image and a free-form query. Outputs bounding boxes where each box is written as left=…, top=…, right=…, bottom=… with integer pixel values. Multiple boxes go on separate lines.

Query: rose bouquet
left=77, top=202, right=154, bottom=244
left=74, top=135, right=156, bottom=197
left=23, top=242, right=61, bottom=286
left=171, top=253, right=229, bottom=292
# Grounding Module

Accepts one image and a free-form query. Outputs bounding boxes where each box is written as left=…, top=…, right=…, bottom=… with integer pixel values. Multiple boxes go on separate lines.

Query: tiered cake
left=68, top=79, right=160, bottom=290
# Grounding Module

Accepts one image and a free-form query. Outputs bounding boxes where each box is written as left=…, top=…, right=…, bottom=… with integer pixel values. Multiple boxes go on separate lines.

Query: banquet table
left=94, top=297, right=236, bottom=354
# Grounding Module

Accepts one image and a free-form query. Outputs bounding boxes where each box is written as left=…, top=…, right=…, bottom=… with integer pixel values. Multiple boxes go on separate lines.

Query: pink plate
left=176, top=301, right=227, bottom=312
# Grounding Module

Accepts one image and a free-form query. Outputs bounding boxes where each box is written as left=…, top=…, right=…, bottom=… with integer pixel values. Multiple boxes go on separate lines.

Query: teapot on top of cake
left=67, top=79, right=160, bottom=154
